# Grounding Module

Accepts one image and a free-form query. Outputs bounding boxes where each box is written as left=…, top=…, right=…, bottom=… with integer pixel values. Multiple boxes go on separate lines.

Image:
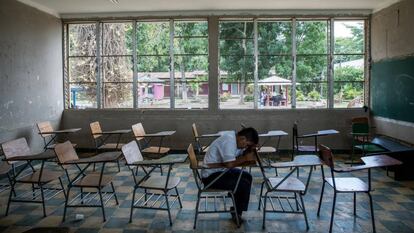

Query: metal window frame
left=63, top=16, right=368, bottom=110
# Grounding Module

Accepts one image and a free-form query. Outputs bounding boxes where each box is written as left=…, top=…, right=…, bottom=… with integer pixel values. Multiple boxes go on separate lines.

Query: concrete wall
left=62, top=109, right=366, bottom=150
left=0, top=0, right=63, bottom=153
left=371, top=0, right=414, bottom=144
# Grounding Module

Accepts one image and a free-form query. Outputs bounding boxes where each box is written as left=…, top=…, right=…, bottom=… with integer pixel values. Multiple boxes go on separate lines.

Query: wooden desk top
left=132, top=153, right=188, bottom=166
left=361, top=154, right=402, bottom=168
left=271, top=155, right=322, bottom=168
left=64, top=151, right=122, bottom=164
left=259, top=130, right=288, bottom=137
left=334, top=154, right=402, bottom=173
left=136, top=130, right=176, bottom=137
left=99, top=129, right=132, bottom=135
left=39, top=128, right=81, bottom=135
left=4, top=150, right=56, bottom=161
left=302, top=129, right=339, bottom=137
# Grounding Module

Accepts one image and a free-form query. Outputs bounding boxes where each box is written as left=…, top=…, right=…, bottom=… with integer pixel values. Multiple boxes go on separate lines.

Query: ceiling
left=18, top=0, right=401, bottom=18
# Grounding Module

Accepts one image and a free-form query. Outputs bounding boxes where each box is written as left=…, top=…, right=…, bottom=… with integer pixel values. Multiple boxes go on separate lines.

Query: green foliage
left=342, top=84, right=363, bottom=100
left=220, top=92, right=231, bottom=102
left=244, top=95, right=254, bottom=102
left=296, top=90, right=306, bottom=101
left=307, top=90, right=321, bottom=101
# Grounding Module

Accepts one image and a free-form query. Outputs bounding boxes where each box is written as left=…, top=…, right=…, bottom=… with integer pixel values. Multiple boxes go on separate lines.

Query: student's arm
left=207, top=148, right=257, bottom=168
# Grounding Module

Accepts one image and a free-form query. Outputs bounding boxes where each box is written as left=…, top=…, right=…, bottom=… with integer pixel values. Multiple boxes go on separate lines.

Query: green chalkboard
left=371, top=56, right=414, bottom=123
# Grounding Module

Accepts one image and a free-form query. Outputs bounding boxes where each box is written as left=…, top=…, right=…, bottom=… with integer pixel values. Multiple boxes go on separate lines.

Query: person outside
left=201, top=127, right=259, bottom=224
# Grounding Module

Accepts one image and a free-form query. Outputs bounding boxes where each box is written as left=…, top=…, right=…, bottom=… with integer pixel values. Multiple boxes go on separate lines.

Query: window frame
left=63, top=16, right=369, bottom=110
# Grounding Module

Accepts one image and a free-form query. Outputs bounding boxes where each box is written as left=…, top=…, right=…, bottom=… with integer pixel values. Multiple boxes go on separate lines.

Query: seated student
left=201, top=127, right=259, bottom=224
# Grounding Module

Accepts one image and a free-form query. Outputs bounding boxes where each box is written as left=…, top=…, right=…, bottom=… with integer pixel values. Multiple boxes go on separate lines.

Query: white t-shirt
left=201, top=131, right=243, bottom=178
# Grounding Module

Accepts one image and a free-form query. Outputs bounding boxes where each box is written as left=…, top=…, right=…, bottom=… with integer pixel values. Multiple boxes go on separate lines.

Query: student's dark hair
left=237, top=127, right=259, bottom=145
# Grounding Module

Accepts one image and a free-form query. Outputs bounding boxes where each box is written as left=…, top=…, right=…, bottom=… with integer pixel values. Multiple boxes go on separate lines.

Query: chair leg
left=98, top=188, right=106, bottom=222
left=159, top=165, right=163, bottom=176
left=294, top=193, right=299, bottom=211
left=175, top=187, right=182, bottom=208
left=111, top=182, right=119, bottom=205
left=193, top=193, right=201, bottom=229
left=258, top=182, right=264, bottom=210
left=62, top=186, right=71, bottom=222
left=368, top=192, right=376, bottom=233
left=329, top=192, right=337, bottom=233
left=164, top=191, right=173, bottom=226
left=317, top=181, right=325, bottom=216
left=353, top=192, right=356, bottom=216
left=32, top=183, right=36, bottom=200
left=229, top=192, right=240, bottom=228
left=5, top=181, right=15, bottom=216
left=40, top=185, right=46, bottom=217
left=59, top=177, right=66, bottom=200
left=299, top=194, right=309, bottom=231
left=129, top=187, right=137, bottom=223
left=262, top=192, right=268, bottom=229
left=274, top=167, right=278, bottom=176
left=117, top=160, right=121, bottom=172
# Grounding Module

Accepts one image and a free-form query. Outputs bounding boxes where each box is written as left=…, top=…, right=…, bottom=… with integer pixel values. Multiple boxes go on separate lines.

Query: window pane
left=102, top=56, right=133, bottom=82
left=68, top=24, right=96, bottom=56
left=174, top=56, right=208, bottom=109
left=258, top=21, right=292, bottom=55
left=334, top=20, right=364, bottom=54
left=103, top=83, right=133, bottom=108
left=137, top=22, right=169, bottom=55
left=219, top=55, right=254, bottom=109
left=69, top=83, right=97, bottom=109
left=258, top=56, right=292, bottom=108
left=334, top=55, right=364, bottom=82
left=102, top=22, right=133, bottom=55
left=137, top=54, right=170, bottom=108
left=334, top=82, right=364, bottom=108
left=137, top=81, right=171, bottom=108
left=296, top=55, right=328, bottom=82
left=137, top=56, right=170, bottom=73
left=174, top=21, right=208, bottom=37
left=334, top=55, right=364, bottom=108
left=219, top=21, right=254, bottom=39
left=296, top=82, right=327, bottom=109
left=219, top=20, right=255, bottom=109
left=69, top=57, right=96, bottom=82
left=296, top=21, right=328, bottom=54
left=219, top=39, right=254, bottom=56
left=174, top=38, right=208, bottom=55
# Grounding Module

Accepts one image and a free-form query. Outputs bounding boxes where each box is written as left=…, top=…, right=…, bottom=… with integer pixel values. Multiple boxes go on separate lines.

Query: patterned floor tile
left=0, top=154, right=413, bottom=232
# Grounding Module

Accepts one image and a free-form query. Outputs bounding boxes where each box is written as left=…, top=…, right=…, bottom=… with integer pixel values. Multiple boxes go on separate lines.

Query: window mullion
left=328, top=18, right=334, bottom=108
left=169, top=19, right=175, bottom=109
left=292, top=18, right=297, bottom=108
left=133, top=21, right=138, bottom=108
left=96, top=21, right=102, bottom=109
left=253, top=19, right=259, bottom=109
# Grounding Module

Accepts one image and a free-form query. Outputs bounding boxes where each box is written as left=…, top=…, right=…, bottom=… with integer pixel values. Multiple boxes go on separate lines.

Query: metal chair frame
left=317, top=144, right=376, bottom=233
left=54, top=141, right=119, bottom=222
left=122, top=141, right=182, bottom=226
left=2, top=138, right=65, bottom=217
left=255, top=151, right=315, bottom=230
left=90, top=121, right=122, bottom=172
left=187, top=144, right=242, bottom=229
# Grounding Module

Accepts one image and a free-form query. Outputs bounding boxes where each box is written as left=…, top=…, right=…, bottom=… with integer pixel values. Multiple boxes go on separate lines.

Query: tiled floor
left=0, top=155, right=413, bottom=233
